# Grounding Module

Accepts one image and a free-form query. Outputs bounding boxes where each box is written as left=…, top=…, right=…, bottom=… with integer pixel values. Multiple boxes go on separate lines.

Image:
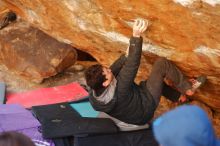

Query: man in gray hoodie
left=85, top=19, right=206, bottom=125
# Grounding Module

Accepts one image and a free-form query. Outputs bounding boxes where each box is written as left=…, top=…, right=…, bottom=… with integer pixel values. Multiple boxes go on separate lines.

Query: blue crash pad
left=70, top=101, right=99, bottom=118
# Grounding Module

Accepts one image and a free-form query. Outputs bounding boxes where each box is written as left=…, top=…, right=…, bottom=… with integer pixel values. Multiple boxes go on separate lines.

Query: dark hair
left=85, top=64, right=106, bottom=94
left=0, top=132, right=35, bottom=146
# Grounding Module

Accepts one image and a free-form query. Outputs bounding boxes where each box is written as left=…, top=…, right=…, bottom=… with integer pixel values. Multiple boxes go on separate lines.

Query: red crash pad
left=6, top=82, right=88, bottom=108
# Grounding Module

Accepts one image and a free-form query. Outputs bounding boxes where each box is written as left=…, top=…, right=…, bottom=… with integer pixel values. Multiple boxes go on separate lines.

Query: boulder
left=0, top=20, right=77, bottom=83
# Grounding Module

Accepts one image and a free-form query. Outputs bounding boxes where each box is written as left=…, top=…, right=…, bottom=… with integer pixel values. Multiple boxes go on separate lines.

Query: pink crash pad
left=6, top=82, right=88, bottom=108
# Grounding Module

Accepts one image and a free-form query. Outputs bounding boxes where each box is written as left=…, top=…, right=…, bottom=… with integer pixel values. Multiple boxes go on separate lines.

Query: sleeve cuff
left=130, top=36, right=143, bottom=44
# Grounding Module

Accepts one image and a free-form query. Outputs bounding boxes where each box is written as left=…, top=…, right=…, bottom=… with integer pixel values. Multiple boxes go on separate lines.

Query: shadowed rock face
left=1, top=0, right=220, bottom=111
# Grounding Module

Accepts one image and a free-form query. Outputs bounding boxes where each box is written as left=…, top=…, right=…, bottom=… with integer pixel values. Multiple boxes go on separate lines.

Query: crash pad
left=0, top=82, right=6, bottom=104
left=6, top=82, right=88, bottom=108
left=70, top=101, right=99, bottom=118
left=0, top=104, right=55, bottom=146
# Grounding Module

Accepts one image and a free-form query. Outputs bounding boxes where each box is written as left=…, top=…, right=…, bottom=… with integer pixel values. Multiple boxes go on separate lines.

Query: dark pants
left=146, top=58, right=191, bottom=105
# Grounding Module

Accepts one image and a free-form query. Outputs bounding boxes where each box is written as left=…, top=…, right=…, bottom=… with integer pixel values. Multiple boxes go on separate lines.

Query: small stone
left=72, top=64, right=84, bottom=71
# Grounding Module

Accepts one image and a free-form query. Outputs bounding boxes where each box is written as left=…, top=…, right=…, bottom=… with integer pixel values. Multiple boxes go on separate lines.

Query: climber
left=85, top=18, right=206, bottom=125
left=153, top=105, right=220, bottom=146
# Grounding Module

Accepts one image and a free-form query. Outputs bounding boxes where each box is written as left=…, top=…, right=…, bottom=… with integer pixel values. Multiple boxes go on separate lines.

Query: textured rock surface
left=1, top=0, right=220, bottom=111
left=0, top=20, right=77, bottom=83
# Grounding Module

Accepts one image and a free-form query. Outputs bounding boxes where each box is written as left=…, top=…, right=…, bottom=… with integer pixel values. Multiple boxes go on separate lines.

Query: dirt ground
left=1, top=60, right=220, bottom=137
